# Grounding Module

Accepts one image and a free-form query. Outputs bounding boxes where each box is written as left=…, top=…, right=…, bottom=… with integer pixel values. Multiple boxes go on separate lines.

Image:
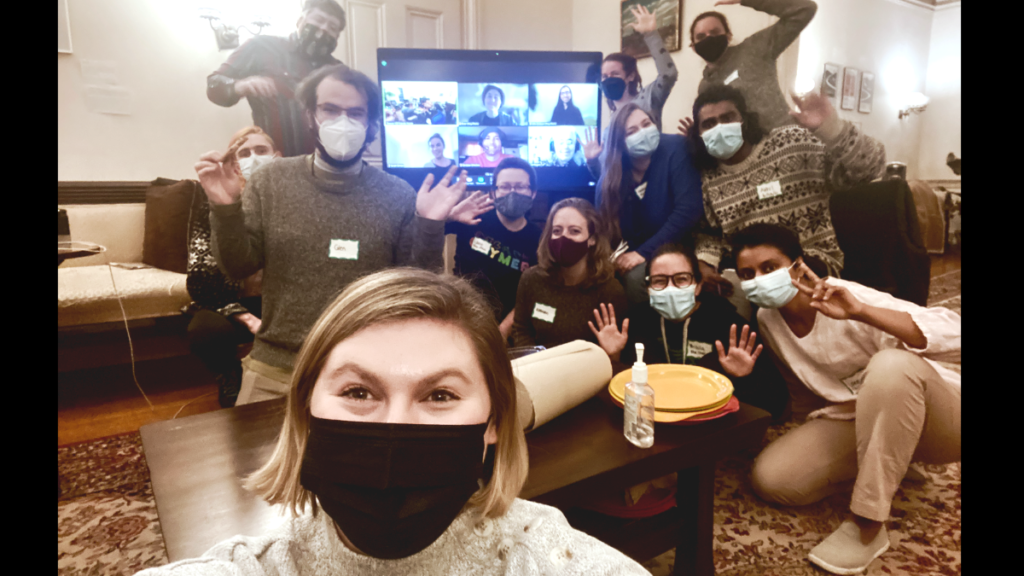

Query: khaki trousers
left=751, top=349, right=961, bottom=522
left=236, top=355, right=293, bottom=405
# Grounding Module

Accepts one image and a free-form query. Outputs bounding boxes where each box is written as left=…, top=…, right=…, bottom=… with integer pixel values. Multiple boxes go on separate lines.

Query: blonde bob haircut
left=246, top=267, right=529, bottom=519
left=536, top=197, right=616, bottom=290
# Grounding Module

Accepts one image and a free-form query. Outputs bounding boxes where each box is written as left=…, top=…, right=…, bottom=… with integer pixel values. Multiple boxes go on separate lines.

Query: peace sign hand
left=416, top=165, right=469, bottom=221
left=583, top=127, right=603, bottom=161
left=792, top=262, right=864, bottom=320
left=715, top=324, right=762, bottom=378
left=588, top=302, right=630, bottom=358
left=628, top=4, right=658, bottom=35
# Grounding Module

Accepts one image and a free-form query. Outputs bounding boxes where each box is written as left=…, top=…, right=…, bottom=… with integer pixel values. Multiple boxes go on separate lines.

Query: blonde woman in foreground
left=136, top=268, right=648, bottom=576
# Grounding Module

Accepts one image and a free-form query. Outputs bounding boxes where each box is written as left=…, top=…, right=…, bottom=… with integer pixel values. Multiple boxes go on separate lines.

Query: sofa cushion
left=57, top=264, right=190, bottom=327
left=60, top=204, right=146, bottom=267
left=142, top=178, right=200, bottom=274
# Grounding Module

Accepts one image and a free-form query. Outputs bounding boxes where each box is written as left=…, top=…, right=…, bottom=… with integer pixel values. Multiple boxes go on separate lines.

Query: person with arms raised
left=729, top=223, right=960, bottom=575
left=195, top=65, right=476, bottom=405
left=207, top=0, right=347, bottom=157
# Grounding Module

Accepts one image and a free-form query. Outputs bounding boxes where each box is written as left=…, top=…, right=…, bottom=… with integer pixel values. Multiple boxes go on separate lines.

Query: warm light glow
left=883, top=55, right=918, bottom=98
left=794, top=75, right=815, bottom=96
left=906, top=92, right=930, bottom=108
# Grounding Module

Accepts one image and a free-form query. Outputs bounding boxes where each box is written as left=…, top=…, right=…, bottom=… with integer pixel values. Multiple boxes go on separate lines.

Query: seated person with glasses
left=589, top=242, right=788, bottom=420
left=447, top=158, right=543, bottom=340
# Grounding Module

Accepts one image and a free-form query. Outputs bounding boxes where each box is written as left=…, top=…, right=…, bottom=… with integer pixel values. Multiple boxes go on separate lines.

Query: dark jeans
left=187, top=297, right=261, bottom=378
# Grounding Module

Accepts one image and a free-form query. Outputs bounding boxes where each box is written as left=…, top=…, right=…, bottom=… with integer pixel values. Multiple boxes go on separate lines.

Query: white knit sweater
left=134, top=499, right=649, bottom=576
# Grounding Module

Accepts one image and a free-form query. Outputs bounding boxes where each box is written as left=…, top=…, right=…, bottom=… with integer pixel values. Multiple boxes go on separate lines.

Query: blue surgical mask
left=625, top=125, right=661, bottom=159
left=741, top=262, right=799, bottom=309
left=701, top=122, right=744, bottom=160
left=649, top=284, right=697, bottom=320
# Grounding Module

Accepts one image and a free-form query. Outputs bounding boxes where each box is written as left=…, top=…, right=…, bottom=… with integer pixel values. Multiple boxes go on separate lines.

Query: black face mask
left=600, top=77, right=627, bottom=101
left=494, top=192, right=533, bottom=220
left=694, top=34, right=729, bottom=63
left=298, top=24, right=338, bottom=59
left=300, top=417, right=488, bottom=560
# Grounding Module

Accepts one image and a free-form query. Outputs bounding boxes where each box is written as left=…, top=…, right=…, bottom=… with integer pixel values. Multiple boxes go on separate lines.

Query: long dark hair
left=598, top=102, right=649, bottom=245
left=558, top=85, right=574, bottom=109
left=689, top=85, right=765, bottom=171
left=602, top=53, right=642, bottom=110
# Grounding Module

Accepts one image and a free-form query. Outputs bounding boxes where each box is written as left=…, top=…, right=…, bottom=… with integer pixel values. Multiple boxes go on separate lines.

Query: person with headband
left=195, top=65, right=484, bottom=406
left=135, top=268, right=649, bottom=575
left=584, top=4, right=678, bottom=178
left=688, top=86, right=885, bottom=293
left=594, top=103, right=703, bottom=306
left=678, top=0, right=817, bottom=136
left=423, top=133, right=455, bottom=168
left=186, top=126, right=279, bottom=407
left=465, top=127, right=515, bottom=168
left=512, top=198, right=627, bottom=352
left=469, top=85, right=518, bottom=126
left=207, top=0, right=347, bottom=157
left=447, top=158, right=542, bottom=341
left=729, top=223, right=960, bottom=575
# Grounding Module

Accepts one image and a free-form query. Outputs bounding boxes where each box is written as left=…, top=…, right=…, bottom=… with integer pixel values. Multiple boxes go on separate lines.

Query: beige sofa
left=57, top=204, right=190, bottom=327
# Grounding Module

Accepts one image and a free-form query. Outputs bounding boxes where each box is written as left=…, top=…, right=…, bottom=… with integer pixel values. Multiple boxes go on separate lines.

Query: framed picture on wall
left=821, top=63, right=841, bottom=99
left=841, top=67, right=861, bottom=111
left=58, top=0, right=73, bottom=53
left=859, top=72, right=875, bottom=114
left=620, top=0, right=683, bottom=58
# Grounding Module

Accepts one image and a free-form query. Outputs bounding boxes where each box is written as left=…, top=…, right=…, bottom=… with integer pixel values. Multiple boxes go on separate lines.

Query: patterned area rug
left=58, top=273, right=961, bottom=576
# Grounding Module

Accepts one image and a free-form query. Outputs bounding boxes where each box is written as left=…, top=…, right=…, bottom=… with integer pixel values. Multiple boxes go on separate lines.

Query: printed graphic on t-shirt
left=471, top=232, right=533, bottom=273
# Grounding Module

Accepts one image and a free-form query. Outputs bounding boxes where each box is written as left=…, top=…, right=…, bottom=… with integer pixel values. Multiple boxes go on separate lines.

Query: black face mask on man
left=600, top=77, right=627, bottom=101
left=694, top=34, right=729, bottom=63
left=298, top=24, right=338, bottom=59
left=300, top=417, right=488, bottom=559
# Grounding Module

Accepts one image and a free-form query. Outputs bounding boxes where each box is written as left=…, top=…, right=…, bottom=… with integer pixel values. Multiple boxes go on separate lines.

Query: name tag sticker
left=724, top=70, right=740, bottom=85
left=329, top=239, right=359, bottom=260
left=841, top=369, right=867, bottom=395
left=756, top=180, right=783, bottom=200
left=532, top=303, right=556, bottom=323
left=470, top=237, right=493, bottom=255
left=686, top=340, right=714, bottom=361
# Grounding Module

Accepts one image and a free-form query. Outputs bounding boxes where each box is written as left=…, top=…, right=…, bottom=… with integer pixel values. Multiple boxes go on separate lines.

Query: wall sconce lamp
left=898, top=92, right=930, bottom=120
left=199, top=8, right=269, bottom=51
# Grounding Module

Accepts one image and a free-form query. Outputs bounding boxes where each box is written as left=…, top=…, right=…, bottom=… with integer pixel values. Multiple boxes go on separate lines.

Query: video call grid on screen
left=378, top=48, right=603, bottom=192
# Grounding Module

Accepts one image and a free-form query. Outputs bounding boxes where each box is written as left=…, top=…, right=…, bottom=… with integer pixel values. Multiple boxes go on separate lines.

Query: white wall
left=480, top=0, right=574, bottom=51
left=918, top=5, right=961, bottom=180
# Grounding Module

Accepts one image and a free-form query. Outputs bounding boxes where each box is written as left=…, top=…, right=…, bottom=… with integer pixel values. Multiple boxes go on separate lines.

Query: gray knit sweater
left=134, top=499, right=650, bottom=576
left=697, top=0, right=817, bottom=131
left=210, top=155, right=444, bottom=370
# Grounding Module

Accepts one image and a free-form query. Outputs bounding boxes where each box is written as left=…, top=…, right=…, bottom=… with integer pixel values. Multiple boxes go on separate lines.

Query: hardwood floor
left=57, top=251, right=961, bottom=447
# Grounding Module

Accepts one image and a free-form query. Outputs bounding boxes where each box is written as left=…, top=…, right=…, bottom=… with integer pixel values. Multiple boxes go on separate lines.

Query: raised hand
left=789, top=91, right=835, bottom=131
left=447, top=190, right=494, bottom=225
left=194, top=150, right=243, bottom=205
left=416, top=165, right=468, bottom=221
left=588, top=302, right=629, bottom=358
left=235, top=76, right=278, bottom=99
left=583, top=127, right=603, bottom=161
left=792, top=262, right=864, bottom=320
left=628, top=4, right=658, bottom=35
left=678, top=117, right=694, bottom=137
left=715, top=324, right=762, bottom=378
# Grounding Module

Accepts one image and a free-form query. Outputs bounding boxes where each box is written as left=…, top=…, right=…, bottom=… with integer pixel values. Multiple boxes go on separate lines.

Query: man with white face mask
left=688, top=85, right=886, bottom=292
left=195, top=64, right=470, bottom=405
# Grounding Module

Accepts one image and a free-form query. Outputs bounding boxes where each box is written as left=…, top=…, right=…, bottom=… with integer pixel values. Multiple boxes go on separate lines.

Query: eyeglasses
left=647, top=273, right=695, bottom=291
left=495, top=184, right=532, bottom=194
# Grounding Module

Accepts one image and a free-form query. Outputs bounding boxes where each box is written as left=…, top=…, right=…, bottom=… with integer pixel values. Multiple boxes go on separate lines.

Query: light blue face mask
left=701, top=121, right=744, bottom=160
left=649, top=284, right=697, bottom=321
left=740, top=262, right=799, bottom=309
left=625, top=125, right=661, bottom=159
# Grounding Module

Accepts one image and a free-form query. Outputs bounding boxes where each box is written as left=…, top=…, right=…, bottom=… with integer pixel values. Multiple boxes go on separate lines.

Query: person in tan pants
left=730, top=224, right=961, bottom=575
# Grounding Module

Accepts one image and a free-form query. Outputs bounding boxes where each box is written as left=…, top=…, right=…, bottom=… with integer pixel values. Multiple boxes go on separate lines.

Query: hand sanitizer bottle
left=624, top=343, right=655, bottom=448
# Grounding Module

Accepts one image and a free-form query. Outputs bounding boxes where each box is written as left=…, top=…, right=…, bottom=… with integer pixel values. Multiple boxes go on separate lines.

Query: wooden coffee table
left=140, top=392, right=770, bottom=576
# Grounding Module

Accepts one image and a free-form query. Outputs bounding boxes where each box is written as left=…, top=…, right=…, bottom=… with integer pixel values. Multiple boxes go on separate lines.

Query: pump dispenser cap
left=632, top=343, right=648, bottom=384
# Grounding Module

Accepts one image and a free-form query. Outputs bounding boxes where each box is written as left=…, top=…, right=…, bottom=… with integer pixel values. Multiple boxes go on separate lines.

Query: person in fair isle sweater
left=686, top=85, right=885, bottom=289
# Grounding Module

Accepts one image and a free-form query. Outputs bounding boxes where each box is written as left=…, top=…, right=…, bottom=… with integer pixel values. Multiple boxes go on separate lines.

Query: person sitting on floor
left=730, top=223, right=961, bottom=575
left=134, top=268, right=650, bottom=576
left=512, top=198, right=627, bottom=351
left=589, top=242, right=788, bottom=421
left=186, top=125, right=279, bottom=407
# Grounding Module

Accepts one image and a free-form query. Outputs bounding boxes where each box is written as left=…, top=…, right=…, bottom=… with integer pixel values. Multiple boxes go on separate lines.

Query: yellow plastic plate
left=609, top=391, right=735, bottom=422
left=609, top=364, right=734, bottom=412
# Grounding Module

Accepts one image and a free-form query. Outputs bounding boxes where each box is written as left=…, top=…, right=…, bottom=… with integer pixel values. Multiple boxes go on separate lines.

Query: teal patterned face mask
left=740, top=262, right=799, bottom=309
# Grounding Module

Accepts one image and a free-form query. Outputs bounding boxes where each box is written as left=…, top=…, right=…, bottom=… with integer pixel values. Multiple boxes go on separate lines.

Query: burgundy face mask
left=549, top=235, right=590, bottom=267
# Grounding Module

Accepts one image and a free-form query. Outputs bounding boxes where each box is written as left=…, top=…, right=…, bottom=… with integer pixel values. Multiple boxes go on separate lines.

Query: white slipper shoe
left=808, top=520, right=890, bottom=575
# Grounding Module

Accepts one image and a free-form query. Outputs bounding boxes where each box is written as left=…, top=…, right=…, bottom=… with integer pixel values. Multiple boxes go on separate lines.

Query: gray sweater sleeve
left=815, top=114, right=887, bottom=193
left=639, top=30, right=678, bottom=124
left=741, top=0, right=817, bottom=59
left=398, top=215, right=446, bottom=271
left=209, top=182, right=264, bottom=281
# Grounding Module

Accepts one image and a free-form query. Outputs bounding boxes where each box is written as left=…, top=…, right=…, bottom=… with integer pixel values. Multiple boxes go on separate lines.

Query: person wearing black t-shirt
left=447, top=157, right=542, bottom=339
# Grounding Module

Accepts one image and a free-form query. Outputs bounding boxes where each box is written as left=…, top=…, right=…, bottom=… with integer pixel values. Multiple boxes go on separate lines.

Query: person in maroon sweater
left=207, top=0, right=346, bottom=157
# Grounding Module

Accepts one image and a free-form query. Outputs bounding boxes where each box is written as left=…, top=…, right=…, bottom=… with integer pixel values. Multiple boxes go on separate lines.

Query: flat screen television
left=377, top=48, right=603, bottom=195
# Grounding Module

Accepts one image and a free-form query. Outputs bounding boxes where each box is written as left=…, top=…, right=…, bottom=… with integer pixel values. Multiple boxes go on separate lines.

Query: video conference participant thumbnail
left=382, top=81, right=458, bottom=125
left=459, top=126, right=528, bottom=167
left=384, top=125, right=458, bottom=169
left=459, top=83, right=529, bottom=126
left=529, top=126, right=587, bottom=167
left=533, top=83, right=600, bottom=126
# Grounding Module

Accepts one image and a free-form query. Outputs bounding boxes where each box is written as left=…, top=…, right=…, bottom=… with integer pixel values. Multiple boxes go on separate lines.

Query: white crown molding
left=461, top=0, right=479, bottom=49
left=888, top=0, right=961, bottom=12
